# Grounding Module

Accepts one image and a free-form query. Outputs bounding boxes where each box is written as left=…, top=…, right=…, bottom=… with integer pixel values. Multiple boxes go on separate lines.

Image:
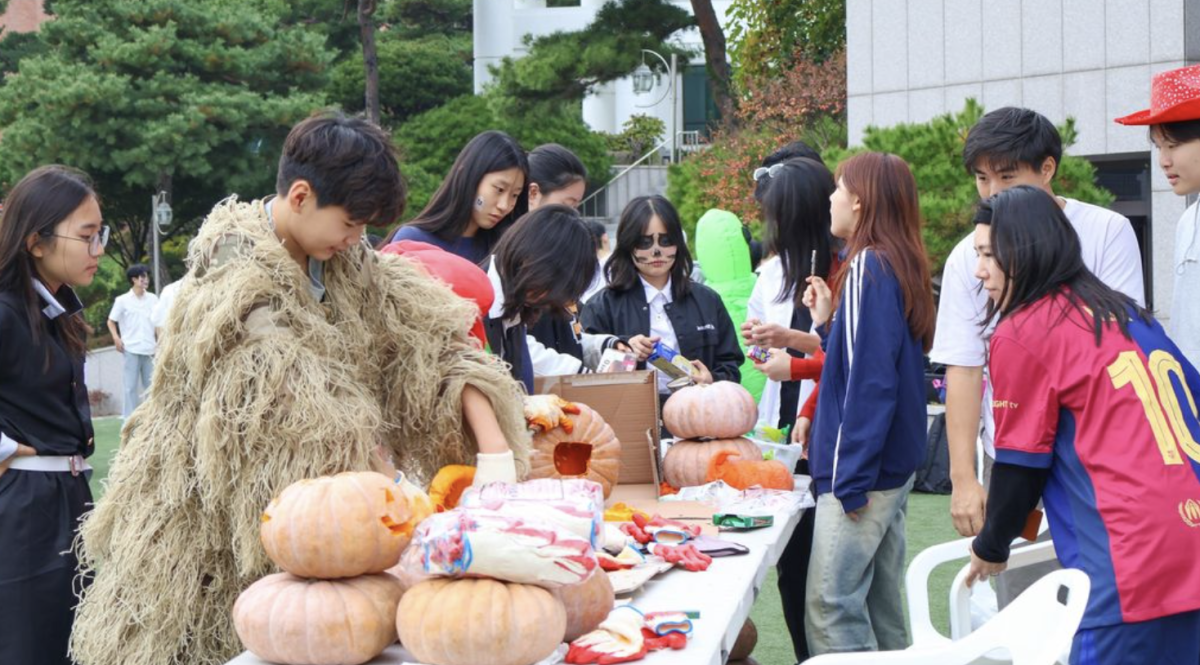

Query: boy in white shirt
left=1116, top=64, right=1200, bottom=367
left=932, top=107, right=1144, bottom=605
left=107, top=263, right=158, bottom=418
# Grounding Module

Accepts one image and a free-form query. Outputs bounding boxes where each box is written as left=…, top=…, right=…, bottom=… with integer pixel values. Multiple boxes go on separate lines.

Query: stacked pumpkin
left=234, top=471, right=428, bottom=665
left=661, top=381, right=793, bottom=491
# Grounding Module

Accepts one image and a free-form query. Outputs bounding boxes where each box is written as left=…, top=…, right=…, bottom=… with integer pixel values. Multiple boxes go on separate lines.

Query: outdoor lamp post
left=633, top=48, right=677, bottom=163
left=151, top=192, right=173, bottom=295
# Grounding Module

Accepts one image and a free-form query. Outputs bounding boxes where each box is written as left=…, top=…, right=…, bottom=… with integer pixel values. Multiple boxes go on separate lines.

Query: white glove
left=601, top=522, right=631, bottom=554
left=472, top=450, right=517, bottom=486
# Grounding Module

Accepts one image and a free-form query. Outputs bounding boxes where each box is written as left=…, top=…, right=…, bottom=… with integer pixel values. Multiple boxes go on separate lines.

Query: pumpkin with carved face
left=260, top=472, right=411, bottom=579
left=528, top=403, right=621, bottom=498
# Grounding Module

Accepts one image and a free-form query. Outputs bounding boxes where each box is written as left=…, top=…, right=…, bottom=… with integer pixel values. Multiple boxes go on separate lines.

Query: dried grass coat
left=70, top=198, right=530, bottom=665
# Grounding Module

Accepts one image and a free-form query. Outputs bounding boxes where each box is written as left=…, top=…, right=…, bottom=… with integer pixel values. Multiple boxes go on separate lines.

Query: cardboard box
left=533, top=370, right=663, bottom=490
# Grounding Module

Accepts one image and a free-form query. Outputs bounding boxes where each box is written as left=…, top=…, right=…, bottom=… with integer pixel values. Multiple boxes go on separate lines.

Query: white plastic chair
left=906, top=535, right=1059, bottom=646
left=804, top=568, right=1090, bottom=665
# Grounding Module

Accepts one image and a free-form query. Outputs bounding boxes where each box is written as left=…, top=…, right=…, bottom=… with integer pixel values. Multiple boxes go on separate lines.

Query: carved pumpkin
left=233, top=572, right=404, bottom=665
left=397, top=578, right=567, bottom=665
left=662, top=438, right=762, bottom=488
left=552, top=570, right=616, bottom=641
left=428, top=465, right=476, bottom=512
left=529, top=403, right=621, bottom=498
left=705, top=450, right=795, bottom=491
left=260, top=471, right=410, bottom=579
left=662, top=381, right=757, bottom=439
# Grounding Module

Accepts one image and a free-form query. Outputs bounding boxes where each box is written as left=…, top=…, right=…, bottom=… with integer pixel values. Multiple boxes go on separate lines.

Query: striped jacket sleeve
left=831, top=251, right=907, bottom=513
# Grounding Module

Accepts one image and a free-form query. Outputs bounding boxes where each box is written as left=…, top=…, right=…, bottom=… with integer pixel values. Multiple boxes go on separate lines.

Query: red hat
left=1115, top=64, right=1200, bottom=126
left=380, top=240, right=494, bottom=348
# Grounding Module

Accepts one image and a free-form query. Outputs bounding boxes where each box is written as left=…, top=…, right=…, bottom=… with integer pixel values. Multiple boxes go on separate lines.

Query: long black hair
left=528, top=143, right=587, bottom=197
left=493, top=204, right=596, bottom=325
left=978, top=185, right=1149, bottom=344
left=0, top=165, right=96, bottom=359
left=605, top=195, right=694, bottom=301
left=760, top=157, right=836, bottom=306
left=402, top=130, right=528, bottom=250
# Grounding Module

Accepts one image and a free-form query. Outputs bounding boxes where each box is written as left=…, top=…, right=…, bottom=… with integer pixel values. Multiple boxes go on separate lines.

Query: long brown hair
left=832, top=152, right=935, bottom=351
left=0, top=165, right=96, bottom=359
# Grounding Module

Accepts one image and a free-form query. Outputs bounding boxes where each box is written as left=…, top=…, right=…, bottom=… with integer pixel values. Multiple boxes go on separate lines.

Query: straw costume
left=70, top=197, right=530, bottom=665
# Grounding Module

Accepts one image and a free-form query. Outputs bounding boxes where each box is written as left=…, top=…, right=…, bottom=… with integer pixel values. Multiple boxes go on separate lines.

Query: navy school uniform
left=0, top=285, right=95, bottom=665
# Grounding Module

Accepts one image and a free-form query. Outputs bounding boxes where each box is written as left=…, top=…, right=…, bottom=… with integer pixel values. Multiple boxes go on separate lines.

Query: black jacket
left=581, top=281, right=743, bottom=384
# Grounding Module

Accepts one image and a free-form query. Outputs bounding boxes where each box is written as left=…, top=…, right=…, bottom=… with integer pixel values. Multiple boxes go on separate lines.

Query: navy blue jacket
left=809, top=250, right=927, bottom=513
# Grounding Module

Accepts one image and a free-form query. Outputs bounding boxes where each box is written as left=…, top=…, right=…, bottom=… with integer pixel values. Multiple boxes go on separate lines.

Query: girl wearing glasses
left=583, top=195, right=744, bottom=399
left=0, top=165, right=107, bottom=665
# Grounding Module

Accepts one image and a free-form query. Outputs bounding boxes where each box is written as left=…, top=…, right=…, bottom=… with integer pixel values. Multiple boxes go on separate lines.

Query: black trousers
left=0, top=469, right=92, bottom=665
left=777, top=459, right=816, bottom=664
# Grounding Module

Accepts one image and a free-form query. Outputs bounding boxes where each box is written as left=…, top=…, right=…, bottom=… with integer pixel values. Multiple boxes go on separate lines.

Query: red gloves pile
left=619, top=513, right=701, bottom=545
left=565, top=607, right=689, bottom=664
left=649, top=543, right=712, bottom=572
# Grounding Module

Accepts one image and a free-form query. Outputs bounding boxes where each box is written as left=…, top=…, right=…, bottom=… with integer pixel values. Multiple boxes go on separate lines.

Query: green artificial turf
left=89, top=418, right=964, bottom=665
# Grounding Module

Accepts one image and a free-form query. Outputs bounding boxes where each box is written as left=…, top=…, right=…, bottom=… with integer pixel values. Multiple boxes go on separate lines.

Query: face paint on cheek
left=475, top=197, right=485, bottom=210
left=633, top=250, right=676, bottom=265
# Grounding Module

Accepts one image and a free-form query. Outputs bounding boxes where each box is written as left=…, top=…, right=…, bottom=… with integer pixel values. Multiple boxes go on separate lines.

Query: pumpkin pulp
left=553, top=442, right=593, bottom=476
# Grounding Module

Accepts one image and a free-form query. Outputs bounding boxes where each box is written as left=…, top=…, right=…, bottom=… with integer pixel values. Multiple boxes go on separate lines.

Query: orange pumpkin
left=662, top=437, right=762, bottom=488
left=428, top=465, right=475, bottom=512
left=705, top=449, right=795, bottom=491
left=397, top=578, right=566, bottom=665
left=233, top=572, right=404, bottom=665
left=552, top=570, right=616, bottom=641
left=260, top=472, right=410, bottom=579
left=663, top=381, right=757, bottom=439
left=529, top=403, right=621, bottom=498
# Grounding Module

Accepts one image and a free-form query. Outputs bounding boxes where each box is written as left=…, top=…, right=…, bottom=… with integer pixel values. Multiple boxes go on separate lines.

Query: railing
left=579, top=131, right=709, bottom=223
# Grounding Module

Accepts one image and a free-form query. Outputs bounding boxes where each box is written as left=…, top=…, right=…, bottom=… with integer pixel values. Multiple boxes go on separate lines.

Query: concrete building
left=473, top=0, right=730, bottom=142
left=846, top=0, right=1200, bottom=317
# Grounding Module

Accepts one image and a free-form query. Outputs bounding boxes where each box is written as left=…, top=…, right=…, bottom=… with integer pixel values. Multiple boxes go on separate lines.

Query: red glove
left=646, top=514, right=702, bottom=538
left=620, top=522, right=652, bottom=545
left=641, top=628, right=688, bottom=651
left=652, top=543, right=713, bottom=572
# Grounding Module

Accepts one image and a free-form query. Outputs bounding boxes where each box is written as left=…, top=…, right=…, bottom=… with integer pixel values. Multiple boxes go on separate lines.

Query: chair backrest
left=806, top=569, right=1090, bottom=665
left=904, top=537, right=974, bottom=645
left=948, top=539, right=1059, bottom=639
left=956, top=568, right=1090, bottom=664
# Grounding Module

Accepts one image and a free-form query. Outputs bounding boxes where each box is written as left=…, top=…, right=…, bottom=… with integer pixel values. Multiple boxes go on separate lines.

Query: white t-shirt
left=930, top=197, right=1145, bottom=456
left=109, top=289, right=160, bottom=356
left=1172, top=201, right=1200, bottom=366
left=745, top=256, right=818, bottom=428
left=152, top=280, right=182, bottom=330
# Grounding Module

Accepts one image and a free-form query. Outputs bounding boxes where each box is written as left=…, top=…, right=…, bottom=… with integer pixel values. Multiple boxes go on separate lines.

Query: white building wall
left=846, top=0, right=1199, bottom=320
left=474, top=0, right=736, bottom=146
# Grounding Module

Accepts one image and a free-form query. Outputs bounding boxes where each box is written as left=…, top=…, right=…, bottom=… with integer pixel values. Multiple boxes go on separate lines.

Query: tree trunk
left=689, top=0, right=736, bottom=128
left=358, top=0, right=380, bottom=125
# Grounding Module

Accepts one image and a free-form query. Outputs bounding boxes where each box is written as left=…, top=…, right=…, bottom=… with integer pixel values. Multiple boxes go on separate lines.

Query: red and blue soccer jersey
left=990, top=293, right=1200, bottom=628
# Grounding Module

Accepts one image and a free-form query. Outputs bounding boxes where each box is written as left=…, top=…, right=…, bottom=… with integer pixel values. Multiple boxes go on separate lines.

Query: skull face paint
left=632, top=215, right=676, bottom=284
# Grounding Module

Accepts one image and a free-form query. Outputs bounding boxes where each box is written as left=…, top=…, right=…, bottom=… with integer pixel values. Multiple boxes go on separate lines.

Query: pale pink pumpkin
left=662, top=381, right=757, bottom=439
left=260, top=471, right=411, bottom=579
left=552, top=570, right=616, bottom=641
left=398, top=578, right=567, bottom=665
left=662, top=437, right=762, bottom=488
left=233, top=572, right=403, bottom=665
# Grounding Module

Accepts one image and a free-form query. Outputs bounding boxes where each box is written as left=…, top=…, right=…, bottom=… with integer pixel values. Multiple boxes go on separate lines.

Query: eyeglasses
left=634, top=233, right=677, bottom=250
left=53, top=225, right=110, bottom=257
left=752, top=163, right=787, bottom=182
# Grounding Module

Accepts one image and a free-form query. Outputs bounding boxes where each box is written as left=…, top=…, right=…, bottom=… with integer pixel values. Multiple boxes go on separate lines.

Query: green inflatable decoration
left=692, top=208, right=764, bottom=402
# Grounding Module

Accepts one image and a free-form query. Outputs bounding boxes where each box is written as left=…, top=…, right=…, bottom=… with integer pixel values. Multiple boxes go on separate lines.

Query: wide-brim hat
left=1115, top=64, right=1200, bottom=125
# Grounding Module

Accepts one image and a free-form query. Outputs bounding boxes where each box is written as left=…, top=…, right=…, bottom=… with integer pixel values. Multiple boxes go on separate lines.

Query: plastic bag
left=400, top=507, right=596, bottom=588
left=462, top=479, right=604, bottom=548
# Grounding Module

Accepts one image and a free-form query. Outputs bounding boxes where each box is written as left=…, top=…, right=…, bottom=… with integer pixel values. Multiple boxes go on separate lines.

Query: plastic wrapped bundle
left=462, top=479, right=604, bottom=548
left=400, top=507, right=597, bottom=587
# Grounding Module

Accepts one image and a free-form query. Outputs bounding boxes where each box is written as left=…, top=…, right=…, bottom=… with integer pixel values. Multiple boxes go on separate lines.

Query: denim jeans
left=805, top=476, right=913, bottom=655
left=122, top=352, right=153, bottom=419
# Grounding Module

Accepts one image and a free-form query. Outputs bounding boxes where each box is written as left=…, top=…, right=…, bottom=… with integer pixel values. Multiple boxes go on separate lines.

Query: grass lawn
left=88, top=417, right=963, bottom=665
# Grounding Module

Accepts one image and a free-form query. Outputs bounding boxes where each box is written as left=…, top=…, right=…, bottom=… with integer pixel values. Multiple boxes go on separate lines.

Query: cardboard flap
left=534, top=370, right=660, bottom=486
